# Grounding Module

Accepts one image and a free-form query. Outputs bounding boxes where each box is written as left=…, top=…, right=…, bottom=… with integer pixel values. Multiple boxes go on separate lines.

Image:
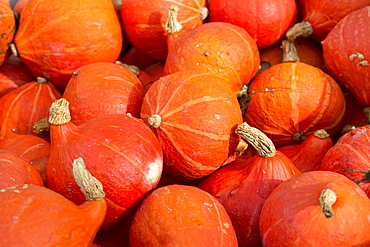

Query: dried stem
left=48, top=98, right=72, bottom=125
left=319, top=188, right=336, bottom=218
left=286, top=21, right=313, bottom=42
left=148, top=114, right=162, bottom=128
left=33, top=117, right=50, bottom=135
left=166, top=5, right=183, bottom=35
left=313, top=129, right=330, bottom=139
left=199, top=7, right=209, bottom=21
left=115, top=61, right=140, bottom=76
left=282, top=39, right=300, bottom=63
left=364, top=107, right=370, bottom=124
left=72, top=158, right=105, bottom=201
left=235, top=122, right=276, bottom=157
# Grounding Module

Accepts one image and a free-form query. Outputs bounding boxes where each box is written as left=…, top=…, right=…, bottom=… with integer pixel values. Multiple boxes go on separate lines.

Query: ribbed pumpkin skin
left=0, top=79, right=62, bottom=140
left=298, top=0, right=370, bottom=43
left=47, top=114, right=163, bottom=229
left=320, top=125, right=370, bottom=197
left=209, top=0, right=297, bottom=49
left=0, top=55, right=35, bottom=98
left=259, top=171, right=370, bottom=246
left=0, top=184, right=106, bottom=246
left=278, top=131, right=333, bottom=172
left=198, top=154, right=301, bottom=247
left=322, top=6, right=370, bottom=107
left=121, top=0, right=206, bottom=61
left=63, top=62, right=144, bottom=125
left=140, top=71, right=243, bottom=179
left=0, top=150, right=43, bottom=189
left=129, top=184, right=238, bottom=247
left=164, top=22, right=260, bottom=95
left=14, top=0, right=123, bottom=90
left=0, top=0, right=15, bottom=66
left=245, top=62, right=345, bottom=147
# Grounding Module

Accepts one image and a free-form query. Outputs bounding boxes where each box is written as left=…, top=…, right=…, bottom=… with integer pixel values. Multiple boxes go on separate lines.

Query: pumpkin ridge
left=28, top=85, right=43, bottom=133
left=163, top=0, right=201, bottom=12
left=0, top=84, right=37, bottom=139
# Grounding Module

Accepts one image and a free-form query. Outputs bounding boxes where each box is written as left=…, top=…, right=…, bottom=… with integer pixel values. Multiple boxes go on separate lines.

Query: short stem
left=364, top=107, right=370, bottom=124
left=319, top=188, right=336, bottom=218
left=199, top=7, right=209, bottom=21
left=292, top=132, right=306, bottom=142
left=72, top=158, right=105, bottom=201
left=115, top=61, right=140, bottom=76
left=166, top=5, right=183, bottom=35
left=286, top=21, right=313, bottom=41
left=313, top=129, right=330, bottom=139
left=36, top=77, right=48, bottom=84
left=235, top=122, right=276, bottom=157
left=48, top=98, right=72, bottom=125
left=10, top=43, right=18, bottom=57
left=148, top=114, right=162, bottom=128
left=282, top=39, right=300, bottom=63
left=33, top=117, right=50, bottom=135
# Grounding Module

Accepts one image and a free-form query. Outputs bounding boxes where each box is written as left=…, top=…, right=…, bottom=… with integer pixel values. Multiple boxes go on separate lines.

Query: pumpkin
left=164, top=10, right=260, bottom=95
left=93, top=216, right=133, bottom=247
left=277, top=129, right=333, bottom=172
left=292, top=0, right=370, bottom=43
left=198, top=123, right=301, bottom=246
left=245, top=41, right=346, bottom=147
left=0, top=0, right=16, bottom=67
left=120, top=0, right=207, bottom=61
left=63, top=61, right=144, bottom=125
left=0, top=158, right=107, bottom=246
left=137, top=61, right=165, bottom=94
left=0, top=150, right=43, bottom=188
left=208, top=0, right=297, bottom=49
left=46, top=98, right=163, bottom=229
left=0, top=55, right=35, bottom=98
left=259, top=170, right=370, bottom=246
left=129, top=184, right=238, bottom=247
left=140, top=70, right=242, bottom=179
left=322, top=6, right=370, bottom=122
left=13, top=0, right=123, bottom=91
left=0, top=77, right=62, bottom=140
left=0, top=133, right=50, bottom=184
left=259, top=37, right=326, bottom=72
left=320, top=125, right=370, bottom=197
left=118, top=46, right=160, bottom=70
left=13, top=0, right=28, bottom=13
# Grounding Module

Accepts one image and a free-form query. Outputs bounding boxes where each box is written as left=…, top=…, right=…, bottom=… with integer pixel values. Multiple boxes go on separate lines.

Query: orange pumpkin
left=13, top=0, right=123, bottom=90
left=0, top=0, right=16, bottom=66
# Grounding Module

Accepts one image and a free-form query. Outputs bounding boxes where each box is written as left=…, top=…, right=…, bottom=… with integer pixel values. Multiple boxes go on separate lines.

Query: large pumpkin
left=120, top=0, right=207, bottom=61
left=208, top=0, right=297, bottom=49
left=129, top=184, right=238, bottom=247
left=322, top=6, right=370, bottom=121
left=0, top=158, right=107, bottom=246
left=259, top=170, right=370, bottom=246
left=0, top=0, right=16, bottom=66
left=140, top=70, right=243, bottom=179
left=46, top=98, right=163, bottom=229
left=164, top=20, right=260, bottom=95
left=13, top=0, right=123, bottom=90
left=244, top=61, right=346, bottom=147
left=63, top=61, right=144, bottom=125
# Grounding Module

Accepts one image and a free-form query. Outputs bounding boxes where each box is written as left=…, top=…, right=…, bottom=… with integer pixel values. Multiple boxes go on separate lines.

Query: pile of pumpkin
left=0, top=0, right=370, bottom=246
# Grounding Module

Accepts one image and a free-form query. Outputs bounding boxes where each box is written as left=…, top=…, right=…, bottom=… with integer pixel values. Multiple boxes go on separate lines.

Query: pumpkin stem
left=235, top=122, right=276, bottom=157
left=114, top=61, right=140, bottom=76
left=281, top=39, right=300, bottom=63
left=363, top=107, right=370, bottom=124
left=237, top=84, right=250, bottom=118
left=148, top=114, right=162, bottom=128
left=112, top=0, right=122, bottom=11
left=198, top=7, right=209, bottom=21
left=319, top=188, right=336, bottom=218
left=341, top=125, right=357, bottom=136
left=36, top=77, right=48, bottom=84
left=292, top=132, right=306, bottom=142
left=33, top=117, right=50, bottom=135
left=48, top=98, right=72, bottom=125
left=166, top=5, right=183, bottom=35
left=10, top=43, right=18, bottom=57
left=72, top=158, right=105, bottom=201
left=235, top=138, right=249, bottom=156
left=286, top=21, right=313, bottom=42
left=313, top=129, right=330, bottom=139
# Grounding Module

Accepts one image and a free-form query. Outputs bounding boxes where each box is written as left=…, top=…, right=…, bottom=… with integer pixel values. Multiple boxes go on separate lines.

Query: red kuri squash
left=0, top=0, right=16, bottom=66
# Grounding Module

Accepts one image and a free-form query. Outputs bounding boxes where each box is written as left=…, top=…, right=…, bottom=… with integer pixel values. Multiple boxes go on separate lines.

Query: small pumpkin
left=208, top=0, right=297, bottom=49
left=129, top=184, right=238, bottom=247
left=140, top=70, right=242, bottom=179
left=259, top=170, right=370, bottom=246
left=277, top=129, right=333, bottom=172
left=0, top=0, right=16, bottom=66
left=63, top=61, right=144, bottom=125
left=164, top=8, right=260, bottom=95
left=0, top=157, right=107, bottom=246
left=322, top=6, right=370, bottom=122
left=198, top=123, right=301, bottom=246
left=0, top=77, right=62, bottom=140
left=46, top=98, right=163, bottom=229
left=0, top=150, right=43, bottom=189
left=320, top=124, right=370, bottom=197
left=120, top=0, right=207, bottom=61
left=13, top=0, right=123, bottom=90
